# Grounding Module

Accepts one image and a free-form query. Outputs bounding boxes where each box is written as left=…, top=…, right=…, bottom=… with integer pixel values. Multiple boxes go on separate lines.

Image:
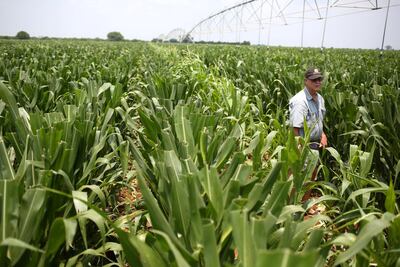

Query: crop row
left=0, top=40, right=399, bottom=266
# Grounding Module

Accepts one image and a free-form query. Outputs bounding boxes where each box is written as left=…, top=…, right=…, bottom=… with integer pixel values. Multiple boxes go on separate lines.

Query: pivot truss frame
left=185, top=0, right=398, bottom=49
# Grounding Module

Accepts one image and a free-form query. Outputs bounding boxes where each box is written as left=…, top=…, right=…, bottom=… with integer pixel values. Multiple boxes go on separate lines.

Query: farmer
left=289, top=67, right=328, bottom=184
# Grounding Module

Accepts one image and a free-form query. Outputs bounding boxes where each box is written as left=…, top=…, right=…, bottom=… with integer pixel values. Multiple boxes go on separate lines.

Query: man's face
left=305, top=77, right=323, bottom=93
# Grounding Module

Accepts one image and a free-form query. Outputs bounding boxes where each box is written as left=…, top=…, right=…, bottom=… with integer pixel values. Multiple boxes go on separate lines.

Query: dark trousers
left=309, top=142, right=320, bottom=151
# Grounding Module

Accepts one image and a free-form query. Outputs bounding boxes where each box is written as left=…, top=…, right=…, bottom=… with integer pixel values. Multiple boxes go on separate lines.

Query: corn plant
left=0, top=80, right=128, bottom=266
left=1, top=39, right=400, bottom=266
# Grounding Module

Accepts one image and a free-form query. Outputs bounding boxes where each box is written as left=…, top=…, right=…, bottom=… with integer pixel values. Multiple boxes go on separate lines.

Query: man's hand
left=293, top=127, right=300, bottom=136
left=320, top=132, right=328, bottom=148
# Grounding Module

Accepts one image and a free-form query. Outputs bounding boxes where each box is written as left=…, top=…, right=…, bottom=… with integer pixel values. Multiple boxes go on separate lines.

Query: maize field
left=0, top=39, right=400, bottom=266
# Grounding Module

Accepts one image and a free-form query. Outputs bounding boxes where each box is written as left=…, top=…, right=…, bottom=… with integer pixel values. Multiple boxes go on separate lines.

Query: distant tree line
left=1, top=31, right=396, bottom=49
left=0, top=31, right=145, bottom=42
left=0, top=31, right=32, bottom=39
left=150, top=33, right=250, bottom=45
left=196, top=40, right=251, bottom=45
left=151, top=38, right=251, bottom=46
left=151, top=38, right=181, bottom=43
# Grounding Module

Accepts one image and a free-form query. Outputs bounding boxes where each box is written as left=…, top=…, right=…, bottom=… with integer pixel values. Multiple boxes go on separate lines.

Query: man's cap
left=305, top=68, right=323, bottom=80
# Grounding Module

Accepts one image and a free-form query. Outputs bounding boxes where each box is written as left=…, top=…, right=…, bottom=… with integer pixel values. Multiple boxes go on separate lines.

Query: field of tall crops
left=0, top=39, right=399, bottom=267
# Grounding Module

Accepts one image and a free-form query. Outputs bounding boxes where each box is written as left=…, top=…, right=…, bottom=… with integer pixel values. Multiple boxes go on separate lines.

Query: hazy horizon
left=1, top=0, right=399, bottom=49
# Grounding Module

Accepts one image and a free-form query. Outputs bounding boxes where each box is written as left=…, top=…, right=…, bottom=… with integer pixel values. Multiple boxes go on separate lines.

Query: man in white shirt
left=289, top=67, right=328, bottom=151
left=289, top=68, right=328, bottom=188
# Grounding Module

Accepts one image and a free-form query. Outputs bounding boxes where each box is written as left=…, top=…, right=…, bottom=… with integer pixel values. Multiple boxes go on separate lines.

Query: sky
left=0, top=0, right=399, bottom=49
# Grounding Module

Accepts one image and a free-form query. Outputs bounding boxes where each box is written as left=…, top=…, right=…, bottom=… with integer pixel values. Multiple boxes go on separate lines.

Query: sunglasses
left=309, top=78, right=323, bottom=82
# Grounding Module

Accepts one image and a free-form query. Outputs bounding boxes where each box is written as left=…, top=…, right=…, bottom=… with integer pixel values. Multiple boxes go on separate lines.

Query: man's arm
left=320, top=132, right=327, bottom=148
left=293, top=127, right=301, bottom=136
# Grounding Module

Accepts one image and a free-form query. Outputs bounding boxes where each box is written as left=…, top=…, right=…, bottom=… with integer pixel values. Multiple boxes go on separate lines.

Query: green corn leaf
left=206, top=131, right=223, bottom=165
left=263, top=181, right=291, bottom=217
left=161, top=128, right=177, bottom=151
left=53, top=169, right=74, bottom=192
left=72, top=191, right=88, bottom=214
left=174, top=105, right=196, bottom=159
left=359, top=147, right=374, bottom=178
left=252, top=131, right=265, bottom=171
left=347, top=187, right=388, bottom=206
left=335, top=213, right=394, bottom=265
left=128, top=136, right=152, bottom=177
left=0, top=82, right=29, bottom=145
left=63, top=105, right=78, bottom=122
left=278, top=217, right=295, bottom=249
left=251, top=214, right=278, bottom=250
left=79, top=184, right=106, bottom=208
left=79, top=209, right=106, bottom=244
left=0, top=238, right=44, bottom=253
left=100, top=108, right=114, bottom=134
left=138, top=109, right=161, bottom=143
left=0, top=100, right=4, bottom=115
left=330, top=232, right=356, bottom=247
left=243, top=131, right=261, bottom=154
left=0, top=136, right=15, bottom=180
left=213, top=137, right=236, bottom=171
left=119, top=140, right=129, bottom=176
left=268, top=227, right=284, bottom=249
left=62, top=218, right=77, bottom=251
left=277, top=205, right=305, bottom=224
left=245, top=161, right=282, bottom=211
left=164, top=151, right=190, bottom=242
left=65, top=242, right=122, bottom=267
left=80, top=130, right=107, bottom=181
left=202, top=219, right=220, bottom=267
left=6, top=133, right=24, bottom=161
left=0, top=179, right=19, bottom=242
left=256, top=249, right=319, bottom=267
left=186, top=174, right=203, bottom=247
left=220, top=152, right=246, bottom=187
left=43, top=218, right=77, bottom=259
left=112, top=228, right=144, bottom=267
left=264, top=130, right=278, bottom=152
left=388, top=215, right=400, bottom=250
left=72, top=191, right=88, bottom=248
left=223, top=179, right=240, bottom=212
left=97, top=83, right=112, bottom=97
left=10, top=188, right=46, bottom=263
left=198, top=167, right=224, bottom=218
left=134, top=161, right=192, bottom=260
left=395, top=159, right=400, bottom=180
left=303, top=229, right=324, bottom=251
left=231, top=163, right=252, bottom=185
left=199, top=127, right=208, bottom=164
left=152, top=230, right=192, bottom=267
left=385, top=179, right=396, bottom=213
left=230, top=209, right=256, bottom=267
left=291, top=214, right=330, bottom=250
left=15, top=135, right=30, bottom=183
left=349, top=144, right=358, bottom=163
left=293, top=149, right=319, bottom=192
left=326, top=147, right=346, bottom=178
left=114, top=228, right=164, bottom=267
left=228, top=122, right=244, bottom=139
left=164, top=150, right=182, bottom=179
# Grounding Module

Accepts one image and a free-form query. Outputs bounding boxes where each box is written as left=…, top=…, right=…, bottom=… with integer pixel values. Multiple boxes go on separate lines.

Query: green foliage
left=107, top=31, right=124, bottom=41
left=15, top=31, right=30, bottom=40
left=0, top=40, right=399, bottom=266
